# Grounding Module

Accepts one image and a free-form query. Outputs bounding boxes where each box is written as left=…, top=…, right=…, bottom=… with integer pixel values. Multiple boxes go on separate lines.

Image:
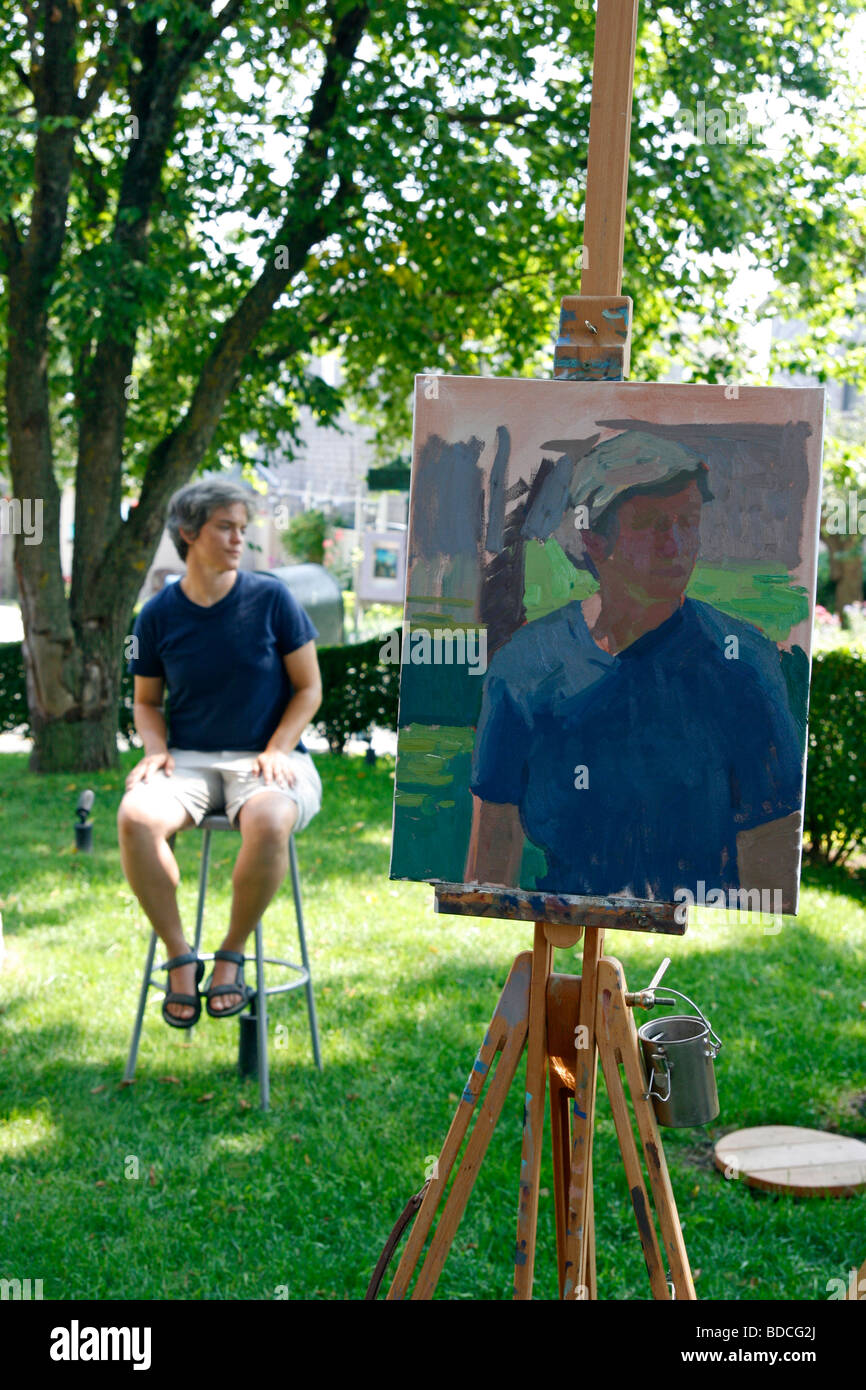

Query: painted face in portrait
left=584, top=479, right=703, bottom=607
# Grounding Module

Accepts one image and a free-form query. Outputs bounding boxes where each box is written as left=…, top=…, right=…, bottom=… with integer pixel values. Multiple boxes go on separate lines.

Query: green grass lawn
left=0, top=749, right=864, bottom=1301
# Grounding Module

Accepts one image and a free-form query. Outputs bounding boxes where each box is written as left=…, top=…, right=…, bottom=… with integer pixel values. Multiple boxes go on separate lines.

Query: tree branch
left=71, top=0, right=251, bottom=611
left=103, top=3, right=371, bottom=605
left=77, top=4, right=135, bottom=119
left=12, top=60, right=33, bottom=92
left=0, top=216, right=21, bottom=272
left=25, top=0, right=79, bottom=285
left=115, top=0, right=246, bottom=258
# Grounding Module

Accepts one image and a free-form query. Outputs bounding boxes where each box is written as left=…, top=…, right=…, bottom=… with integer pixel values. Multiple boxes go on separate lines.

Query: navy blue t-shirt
left=470, top=597, right=804, bottom=901
left=128, top=571, right=318, bottom=752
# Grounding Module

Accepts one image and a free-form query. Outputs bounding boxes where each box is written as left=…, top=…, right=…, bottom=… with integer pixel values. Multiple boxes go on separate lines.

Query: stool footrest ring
left=149, top=954, right=308, bottom=998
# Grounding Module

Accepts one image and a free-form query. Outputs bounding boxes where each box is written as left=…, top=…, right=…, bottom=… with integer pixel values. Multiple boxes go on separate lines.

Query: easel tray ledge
left=432, top=882, right=685, bottom=935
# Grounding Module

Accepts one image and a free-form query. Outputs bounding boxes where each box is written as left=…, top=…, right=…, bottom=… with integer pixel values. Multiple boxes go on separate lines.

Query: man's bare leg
left=207, top=793, right=298, bottom=1013
left=117, top=794, right=197, bottom=1020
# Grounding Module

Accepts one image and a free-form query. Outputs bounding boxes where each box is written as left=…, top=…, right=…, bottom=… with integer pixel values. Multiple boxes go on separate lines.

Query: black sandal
left=161, top=952, right=204, bottom=1029
left=204, top=949, right=255, bottom=1019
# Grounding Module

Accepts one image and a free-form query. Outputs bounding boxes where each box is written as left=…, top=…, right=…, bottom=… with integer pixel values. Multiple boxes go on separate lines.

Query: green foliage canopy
left=1, top=0, right=864, bottom=475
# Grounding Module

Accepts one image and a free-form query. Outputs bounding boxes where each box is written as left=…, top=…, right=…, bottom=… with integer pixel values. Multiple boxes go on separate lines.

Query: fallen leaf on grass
left=118, top=1079, right=135, bottom=1088
left=95, top=1181, right=107, bottom=1188
left=158, top=1076, right=181, bottom=1084
left=148, top=1166, right=157, bottom=1186
left=238, top=1098, right=251, bottom=1110
left=197, top=1092, right=215, bottom=1103
left=90, top=1084, right=107, bottom=1094
left=346, top=1093, right=360, bottom=1101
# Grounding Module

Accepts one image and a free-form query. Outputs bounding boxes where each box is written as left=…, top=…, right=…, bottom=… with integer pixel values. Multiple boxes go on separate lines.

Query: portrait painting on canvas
left=390, top=377, right=824, bottom=914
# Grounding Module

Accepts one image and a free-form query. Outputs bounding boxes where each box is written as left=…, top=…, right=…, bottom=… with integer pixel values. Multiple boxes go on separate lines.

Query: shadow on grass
left=1, top=751, right=864, bottom=1299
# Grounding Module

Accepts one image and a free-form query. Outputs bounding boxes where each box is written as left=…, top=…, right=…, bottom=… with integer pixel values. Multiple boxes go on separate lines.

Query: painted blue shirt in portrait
left=469, top=597, right=804, bottom=900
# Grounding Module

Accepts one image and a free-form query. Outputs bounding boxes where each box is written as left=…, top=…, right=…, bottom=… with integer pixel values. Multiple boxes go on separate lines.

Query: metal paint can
left=638, top=989, right=722, bottom=1128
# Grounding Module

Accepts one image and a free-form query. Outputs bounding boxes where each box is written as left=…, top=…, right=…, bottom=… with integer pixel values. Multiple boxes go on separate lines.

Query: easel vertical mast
left=561, top=0, right=640, bottom=1303
left=518, top=0, right=641, bottom=1302
left=582, top=0, right=640, bottom=298
left=554, top=0, right=638, bottom=384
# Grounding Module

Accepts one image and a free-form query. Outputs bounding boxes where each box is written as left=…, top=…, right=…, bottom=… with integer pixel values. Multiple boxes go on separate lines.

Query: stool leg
left=289, top=836, right=322, bottom=1072
left=193, top=829, right=211, bottom=955
left=253, top=919, right=270, bottom=1110
left=124, top=930, right=158, bottom=1083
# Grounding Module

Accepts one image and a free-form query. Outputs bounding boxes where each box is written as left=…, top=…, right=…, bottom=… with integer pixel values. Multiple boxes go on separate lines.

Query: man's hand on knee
left=126, top=751, right=175, bottom=790
left=250, top=749, right=296, bottom=789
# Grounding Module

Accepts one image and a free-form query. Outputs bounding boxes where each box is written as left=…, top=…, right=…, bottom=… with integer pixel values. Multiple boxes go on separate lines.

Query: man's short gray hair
left=167, top=479, right=259, bottom=562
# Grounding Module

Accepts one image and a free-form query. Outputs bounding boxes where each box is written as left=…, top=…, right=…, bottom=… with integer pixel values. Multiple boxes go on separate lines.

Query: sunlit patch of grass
left=0, top=748, right=863, bottom=1299
left=0, top=1108, right=57, bottom=1158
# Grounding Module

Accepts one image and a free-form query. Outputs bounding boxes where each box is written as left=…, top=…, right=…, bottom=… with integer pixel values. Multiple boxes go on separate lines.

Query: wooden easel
left=384, top=0, right=697, bottom=1300
left=386, top=913, right=694, bottom=1300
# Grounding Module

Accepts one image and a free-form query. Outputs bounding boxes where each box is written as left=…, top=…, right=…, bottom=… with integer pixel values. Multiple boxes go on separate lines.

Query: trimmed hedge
left=0, top=642, right=28, bottom=734
left=805, top=645, right=866, bottom=864
left=3, top=638, right=865, bottom=863
left=316, top=634, right=400, bottom=753
left=0, top=634, right=399, bottom=757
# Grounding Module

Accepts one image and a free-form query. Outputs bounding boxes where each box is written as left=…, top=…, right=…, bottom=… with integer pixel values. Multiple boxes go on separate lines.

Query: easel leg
left=597, top=1011, right=670, bottom=1298
left=387, top=952, right=533, bottom=1301
left=585, top=1157, right=597, bottom=1299
left=549, top=1059, right=572, bottom=1298
left=513, top=923, right=553, bottom=1299
left=599, top=958, right=695, bottom=1299
left=548, top=956, right=693, bottom=1301
left=546, top=970, right=580, bottom=1299
left=564, top=925, right=604, bottom=1299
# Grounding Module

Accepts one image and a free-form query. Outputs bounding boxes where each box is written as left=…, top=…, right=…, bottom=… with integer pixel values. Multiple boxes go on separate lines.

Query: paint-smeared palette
left=390, top=376, right=824, bottom=916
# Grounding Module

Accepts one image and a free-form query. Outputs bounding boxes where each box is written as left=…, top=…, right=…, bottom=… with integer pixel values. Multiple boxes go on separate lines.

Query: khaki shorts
left=125, top=748, right=323, bottom=834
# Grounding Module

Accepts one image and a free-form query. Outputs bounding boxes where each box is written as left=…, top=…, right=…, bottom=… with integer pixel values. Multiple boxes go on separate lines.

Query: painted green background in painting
left=389, top=539, right=810, bottom=885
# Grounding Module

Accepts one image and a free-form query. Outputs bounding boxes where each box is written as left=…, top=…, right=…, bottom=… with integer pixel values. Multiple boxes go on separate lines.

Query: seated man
left=118, top=479, right=323, bottom=1027
left=466, top=430, right=804, bottom=904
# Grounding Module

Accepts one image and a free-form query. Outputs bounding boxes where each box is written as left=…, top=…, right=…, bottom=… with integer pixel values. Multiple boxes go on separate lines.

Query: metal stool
left=123, top=813, right=322, bottom=1109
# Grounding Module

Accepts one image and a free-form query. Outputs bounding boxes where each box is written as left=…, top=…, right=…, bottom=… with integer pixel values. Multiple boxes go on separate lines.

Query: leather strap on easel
left=365, top=1181, right=431, bottom=1300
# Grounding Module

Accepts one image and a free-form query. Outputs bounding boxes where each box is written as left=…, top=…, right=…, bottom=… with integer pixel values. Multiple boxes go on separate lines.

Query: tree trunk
left=18, top=538, right=130, bottom=772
